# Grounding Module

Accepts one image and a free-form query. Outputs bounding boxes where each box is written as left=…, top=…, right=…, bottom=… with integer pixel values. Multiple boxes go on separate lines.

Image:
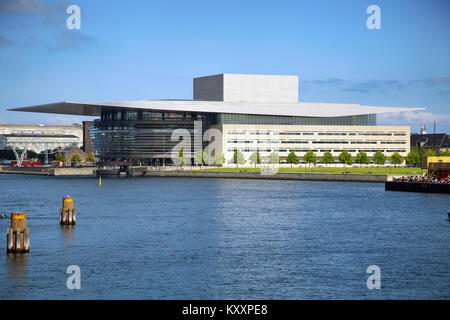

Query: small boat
left=0, top=212, right=7, bottom=219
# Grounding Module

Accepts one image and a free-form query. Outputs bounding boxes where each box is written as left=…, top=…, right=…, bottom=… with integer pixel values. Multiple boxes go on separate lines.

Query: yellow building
left=422, top=156, right=450, bottom=178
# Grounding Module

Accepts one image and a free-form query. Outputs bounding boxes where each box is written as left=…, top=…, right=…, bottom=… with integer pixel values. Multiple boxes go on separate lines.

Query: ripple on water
left=0, top=175, right=449, bottom=299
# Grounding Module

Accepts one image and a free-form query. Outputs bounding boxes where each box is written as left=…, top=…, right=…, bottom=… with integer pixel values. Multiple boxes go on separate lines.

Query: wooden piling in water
left=60, top=196, right=76, bottom=225
left=7, top=212, right=30, bottom=253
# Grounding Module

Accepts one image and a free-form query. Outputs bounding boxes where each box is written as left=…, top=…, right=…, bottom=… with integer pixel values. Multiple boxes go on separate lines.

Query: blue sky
left=0, top=0, right=449, bottom=133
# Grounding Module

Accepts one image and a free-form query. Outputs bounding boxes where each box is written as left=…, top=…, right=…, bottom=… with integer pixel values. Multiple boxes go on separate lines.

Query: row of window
left=227, top=140, right=407, bottom=145
left=279, top=132, right=314, bottom=136
left=100, top=111, right=376, bottom=126
left=318, top=132, right=347, bottom=135
left=226, top=149, right=407, bottom=153
left=228, top=131, right=407, bottom=136
left=101, top=111, right=198, bottom=122
left=227, top=140, right=281, bottom=144
left=216, top=113, right=375, bottom=125
left=358, top=133, right=406, bottom=136
left=281, top=140, right=309, bottom=144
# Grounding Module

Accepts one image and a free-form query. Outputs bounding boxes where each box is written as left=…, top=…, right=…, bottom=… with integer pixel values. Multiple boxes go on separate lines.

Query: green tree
left=55, top=153, right=66, bottom=163
left=173, top=148, right=188, bottom=167
left=390, top=152, right=403, bottom=167
left=286, top=151, right=299, bottom=168
left=442, top=148, right=450, bottom=156
left=269, top=152, right=280, bottom=165
left=372, top=149, right=386, bottom=166
left=424, top=149, right=436, bottom=157
left=419, top=149, right=436, bottom=168
left=249, top=151, right=262, bottom=167
left=232, top=150, right=246, bottom=167
left=321, top=151, right=334, bottom=166
left=214, top=152, right=225, bottom=165
left=406, top=148, right=421, bottom=167
left=86, top=152, right=96, bottom=163
left=71, top=154, right=82, bottom=165
left=194, top=149, right=208, bottom=167
left=304, top=150, right=317, bottom=169
left=417, top=148, right=427, bottom=160
left=338, top=150, right=352, bottom=166
left=354, top=151, right=370, bottom=165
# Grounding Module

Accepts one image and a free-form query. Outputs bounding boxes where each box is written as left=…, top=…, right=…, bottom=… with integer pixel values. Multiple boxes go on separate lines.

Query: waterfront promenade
left=0, top=165, right=402, bottom=182
left=135, top=168, right=391, bottom=182
left=0, top=166, right=95, bottom=176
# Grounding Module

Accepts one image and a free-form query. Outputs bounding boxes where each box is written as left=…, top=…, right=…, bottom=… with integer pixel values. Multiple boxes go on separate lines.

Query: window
left=164, top=112, right=184, bottom=119
left=123, top=111, right=138, bottom=121
left=114, top=111, right=122, bottom=121
left=142, top=112, right=162, bottom=120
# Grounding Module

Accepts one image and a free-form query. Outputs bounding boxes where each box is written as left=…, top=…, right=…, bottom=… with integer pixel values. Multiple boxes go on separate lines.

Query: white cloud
left=0, top=0, right=55, bottom=14
left=378, top=111, right=450, bottom=133
left=41, top=116, right=82, bottom=125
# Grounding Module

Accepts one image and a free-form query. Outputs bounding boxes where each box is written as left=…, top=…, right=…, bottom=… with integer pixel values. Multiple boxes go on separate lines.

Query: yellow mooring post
left=60, top=196, right=76, bottom=225
left=99, top=175, right=102, bottom=187
left=7, top=212, right=30, bottom=253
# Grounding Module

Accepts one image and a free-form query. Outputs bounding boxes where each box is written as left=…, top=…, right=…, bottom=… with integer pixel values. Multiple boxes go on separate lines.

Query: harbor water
left=0, top=174, right=449, bottom=299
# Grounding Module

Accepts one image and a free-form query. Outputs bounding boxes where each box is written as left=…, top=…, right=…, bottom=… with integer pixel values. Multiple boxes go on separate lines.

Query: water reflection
left=6, top=253, right=29, bottom=280
left=60, top=225, right=76, bottom=237
left=60, top=225, right=76, bottom=246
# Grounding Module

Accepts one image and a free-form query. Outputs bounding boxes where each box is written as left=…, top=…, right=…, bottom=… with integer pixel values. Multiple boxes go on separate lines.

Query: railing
left=428, top=162, right=450, bottom=170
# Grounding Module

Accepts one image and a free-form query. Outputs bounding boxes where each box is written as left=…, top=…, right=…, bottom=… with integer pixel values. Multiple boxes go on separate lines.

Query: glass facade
left=92, top=109, right=377, bottom=163
left=208, top=113, right=375, bottom=126
left=92, top=110, right=211, bottom=164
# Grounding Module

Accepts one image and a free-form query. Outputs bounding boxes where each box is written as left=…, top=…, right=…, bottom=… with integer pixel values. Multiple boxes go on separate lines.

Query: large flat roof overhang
left=8, top=100, right=425, bottom=118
